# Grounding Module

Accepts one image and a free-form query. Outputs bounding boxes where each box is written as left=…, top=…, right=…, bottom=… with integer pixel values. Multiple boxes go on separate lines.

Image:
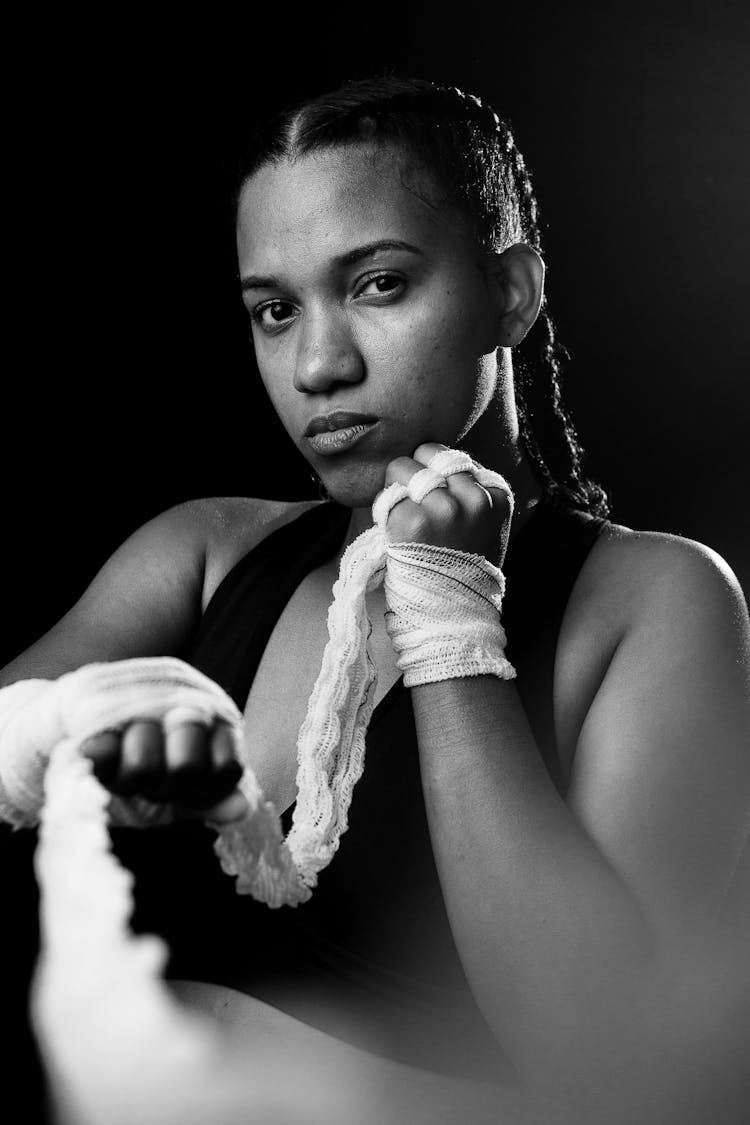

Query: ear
left=485, top=243, right=545, bottom=347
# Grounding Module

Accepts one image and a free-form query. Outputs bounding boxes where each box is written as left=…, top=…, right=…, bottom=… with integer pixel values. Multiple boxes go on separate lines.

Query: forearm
left=411, top=675, right=662, bottom=1096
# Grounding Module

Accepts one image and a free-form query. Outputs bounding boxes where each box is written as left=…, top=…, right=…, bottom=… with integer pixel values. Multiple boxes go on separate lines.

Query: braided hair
left=237, top=76, right=609, bottom=517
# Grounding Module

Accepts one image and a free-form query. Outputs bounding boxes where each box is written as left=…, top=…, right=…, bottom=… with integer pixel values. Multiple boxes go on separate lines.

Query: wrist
left=384, top=541, right=515, bottom=688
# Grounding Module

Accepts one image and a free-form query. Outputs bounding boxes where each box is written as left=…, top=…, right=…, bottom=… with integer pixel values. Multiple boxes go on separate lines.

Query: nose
left=293, top=306, right=364, bottom=394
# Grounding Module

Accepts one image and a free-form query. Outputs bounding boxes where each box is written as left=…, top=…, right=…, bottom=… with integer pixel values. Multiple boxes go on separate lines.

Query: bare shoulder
left=578, top=519, right=747, bottom=626
left=555, top=519, right=750, bottom=774
left=0, top=495, right=322, bottom=685
left=90, top=494, right=323, bottom=627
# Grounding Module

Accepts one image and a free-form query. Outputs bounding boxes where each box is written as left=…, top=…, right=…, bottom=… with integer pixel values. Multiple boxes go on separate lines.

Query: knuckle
left=471, top=481, right=501, bottom=510
left=80, top=730, right=120, bottom=759
left=387, top=501, right=429, bottom=542
left=431, top=489, right=459, bottom=517
left=493, top=484, right=513, bottom=512
left=80, top=730, right=121, bottom=784
left=125, top=745, right=161, bottom=779
left=471, top=483, right=493, bottom=510
left=211, top=725, right=238, bottom=768
left=121, top=721, right=162, bottom=771
left=165, top=723, right=210, bottom=774
left=384, top=456, right=414, bottom=484
left=413, top=441, right=447, bottom=464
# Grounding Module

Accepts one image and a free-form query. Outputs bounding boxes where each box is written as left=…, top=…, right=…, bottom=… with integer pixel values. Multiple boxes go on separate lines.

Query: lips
left=304, top=411, right=378, bottom=437
left=304, top=412, right=379, bottom=457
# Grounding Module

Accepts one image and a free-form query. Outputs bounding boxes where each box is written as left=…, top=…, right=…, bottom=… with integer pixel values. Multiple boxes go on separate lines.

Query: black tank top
left=114, top=494, right=608, bottom=1075
left=190, top=494, right=606, bottom=785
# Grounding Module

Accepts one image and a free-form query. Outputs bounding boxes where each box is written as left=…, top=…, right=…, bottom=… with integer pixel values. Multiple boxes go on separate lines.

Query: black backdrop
left=4, top=1, right=749, bottom=666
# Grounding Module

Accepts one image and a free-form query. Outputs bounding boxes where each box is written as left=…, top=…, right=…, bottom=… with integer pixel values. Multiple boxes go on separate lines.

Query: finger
left=481, top=479, right=515, bottom=523
left=411, top=444, right=489, bottom=507
left=384, top=457, right=453, bottom=510
left=177, top=789, right=250, bottom=826
left=116, top=720, right=165, bottom=797
left=412, top=442, right=449, bottom=467
left=384, top=455, right=425, bottom=487
left=209, top=724, right=243, bottom=790
left=442, top=476, right=513, bottom=533
left=441, top=469, right=493, bottom=506
left=164, top=721, right=213, bottom=805
left=79, top=730, right=122, bottom=787
left=380, top=457, right=427, bottom=539
left=415, top=444, right=514, bottom=517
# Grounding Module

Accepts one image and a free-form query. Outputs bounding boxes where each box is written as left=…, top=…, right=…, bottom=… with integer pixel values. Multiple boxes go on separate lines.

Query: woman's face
left=236, top=142, right=502, bottom=507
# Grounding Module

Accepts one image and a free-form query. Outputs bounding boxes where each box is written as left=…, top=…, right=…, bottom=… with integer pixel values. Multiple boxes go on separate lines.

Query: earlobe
left=490, top=244, right=546, bottom=347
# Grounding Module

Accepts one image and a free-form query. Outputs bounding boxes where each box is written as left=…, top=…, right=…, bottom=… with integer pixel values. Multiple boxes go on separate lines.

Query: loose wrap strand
left=1, top=448, right=515, bottom=1121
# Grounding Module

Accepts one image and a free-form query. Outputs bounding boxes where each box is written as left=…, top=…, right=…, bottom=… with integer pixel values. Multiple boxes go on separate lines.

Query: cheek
left=256, top=362, right=299, bottom=436
left=405, top=281, right=490, bottom=365
left=405, top=291, right=495, bottom=403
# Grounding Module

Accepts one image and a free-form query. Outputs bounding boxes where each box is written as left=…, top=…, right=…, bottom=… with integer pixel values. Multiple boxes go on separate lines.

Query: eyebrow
left=239, top=239, right=424, bottom=292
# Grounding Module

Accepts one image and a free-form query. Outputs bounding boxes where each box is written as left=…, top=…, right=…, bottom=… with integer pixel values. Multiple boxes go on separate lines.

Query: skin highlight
left=0, top=93, right=747, bottom=1124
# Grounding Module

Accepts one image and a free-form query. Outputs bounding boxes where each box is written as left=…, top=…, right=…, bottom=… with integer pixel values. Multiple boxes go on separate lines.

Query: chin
left=315, top=461, right=387, bottom=510
left=320, top=481, right=382, bottom=510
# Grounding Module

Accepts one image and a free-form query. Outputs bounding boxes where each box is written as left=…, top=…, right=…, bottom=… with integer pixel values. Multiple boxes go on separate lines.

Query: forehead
left=236, top=143, right=464, bottom=271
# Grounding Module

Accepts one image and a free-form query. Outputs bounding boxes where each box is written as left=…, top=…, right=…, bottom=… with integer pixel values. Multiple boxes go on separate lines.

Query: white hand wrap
left=2, top=449, right=514, bottom=905
left=0, top=658, right=244, bottom=828
left=0, top=678, right=54, bottom=827
left=286, top=448, right=514, bottom=889
left=370, top=446, right=515, bottom=686
left=384, top=543, right=515, bottom=686
left=6, top=448, right=516, bottom=1121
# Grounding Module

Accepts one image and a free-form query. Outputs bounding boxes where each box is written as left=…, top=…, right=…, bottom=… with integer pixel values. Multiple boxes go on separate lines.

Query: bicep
left=566, top=538, right=750, bottom=941
left=0, top=503, right=209, bottom=685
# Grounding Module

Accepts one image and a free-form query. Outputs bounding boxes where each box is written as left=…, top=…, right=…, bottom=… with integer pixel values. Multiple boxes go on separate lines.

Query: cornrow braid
left=496, top=121, right=611, bottom=517
left=237, top=76, right=609, bottom=517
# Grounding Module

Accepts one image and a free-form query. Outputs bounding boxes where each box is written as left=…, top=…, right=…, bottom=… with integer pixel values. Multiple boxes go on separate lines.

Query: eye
left=356, top=272, right=405, bottom=299
left=252, top=300, right=296, bottom=333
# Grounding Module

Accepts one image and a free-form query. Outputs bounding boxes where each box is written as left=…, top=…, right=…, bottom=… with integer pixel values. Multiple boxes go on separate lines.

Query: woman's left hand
left=382, top=443, right=514, bottom=568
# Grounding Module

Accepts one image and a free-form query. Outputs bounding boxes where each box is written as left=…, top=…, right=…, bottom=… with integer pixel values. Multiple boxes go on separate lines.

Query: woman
left=3, top=77, right=749, bottom=1124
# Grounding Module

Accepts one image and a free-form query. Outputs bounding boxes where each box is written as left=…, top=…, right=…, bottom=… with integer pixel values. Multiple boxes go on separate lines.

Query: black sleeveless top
left=113, top=494, right=608, bottom=1075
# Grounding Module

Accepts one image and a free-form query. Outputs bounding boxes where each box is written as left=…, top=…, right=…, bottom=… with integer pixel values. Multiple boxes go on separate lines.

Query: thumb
left=178, top=788, right=250, bottom=826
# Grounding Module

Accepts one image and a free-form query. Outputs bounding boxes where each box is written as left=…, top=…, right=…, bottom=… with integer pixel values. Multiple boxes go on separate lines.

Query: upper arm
left=0, top=496, right=320, bottom=688
left=0, top=500, right=215, bottom=685
left=566, top=533, right=750, bottom=940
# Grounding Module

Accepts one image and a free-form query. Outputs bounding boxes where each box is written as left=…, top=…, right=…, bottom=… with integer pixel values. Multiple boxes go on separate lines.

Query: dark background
left=3, top=1, right=749, bottom=665
left=3, top=7, right=749, bottom=1117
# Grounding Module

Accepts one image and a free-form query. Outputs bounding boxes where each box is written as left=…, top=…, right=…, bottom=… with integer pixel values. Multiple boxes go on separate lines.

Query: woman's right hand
left=79, top=720, right=249, bottom=824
